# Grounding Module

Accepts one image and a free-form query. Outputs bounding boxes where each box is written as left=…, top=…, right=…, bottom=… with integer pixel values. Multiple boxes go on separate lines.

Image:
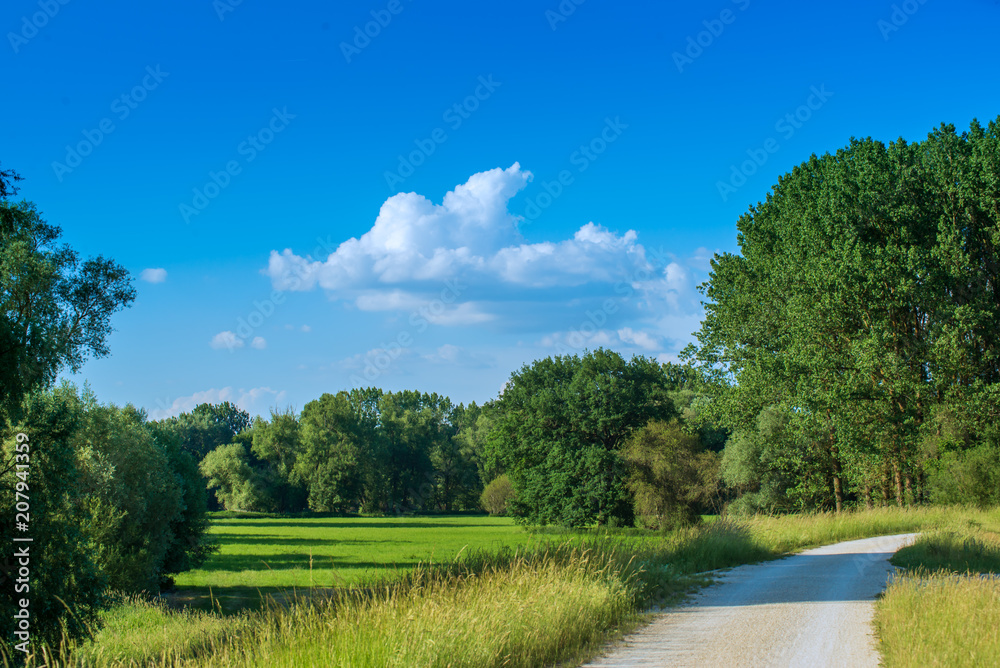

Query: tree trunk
left=893, top=460, right=905, bottom=507
left=826, top=410, right=844, bottom=513
left=864, top=485, right=874, bottom=510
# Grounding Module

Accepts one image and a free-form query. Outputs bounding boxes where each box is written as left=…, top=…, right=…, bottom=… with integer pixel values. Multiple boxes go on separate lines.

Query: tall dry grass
left=876, top=517, right=1000, bottom=667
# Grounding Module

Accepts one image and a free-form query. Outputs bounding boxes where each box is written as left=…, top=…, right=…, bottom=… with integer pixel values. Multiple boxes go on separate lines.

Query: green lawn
left=171, top=514, right=539, bottom=610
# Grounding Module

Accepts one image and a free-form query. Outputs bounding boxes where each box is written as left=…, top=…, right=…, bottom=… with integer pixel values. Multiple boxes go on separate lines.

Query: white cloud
left=301, top=325, right=311, bottom=333
left=251, top=336, right=266, bottom=350
left=688, top=247, right=716, bottom=271
left=140, top=268, right=167, bottom=284
left=617, top=327, right=660, bottom=350
left=263, top=163, right=648, bottom=302
left=338, top=345, right=415, bottom=374
left=149, top=386, right=288, bottom=420
left=422, top=344, right=493, bottom=368
left=260, top=162, right=710, bottom=366
left=210, top=331, right=244, bottom=350
left=539, top=328, right=617, bottom=352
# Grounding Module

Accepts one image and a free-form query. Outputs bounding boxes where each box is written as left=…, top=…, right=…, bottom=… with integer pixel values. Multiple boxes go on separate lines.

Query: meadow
left=10, top=506, right=1000, bottom=667
left=170, top=513, right=540, bottom=610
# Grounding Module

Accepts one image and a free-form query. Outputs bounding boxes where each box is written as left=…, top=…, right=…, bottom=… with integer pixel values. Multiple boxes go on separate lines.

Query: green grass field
left=16, top=506, right=999, bottom=667
left=171, top=514, right=540, bottom=610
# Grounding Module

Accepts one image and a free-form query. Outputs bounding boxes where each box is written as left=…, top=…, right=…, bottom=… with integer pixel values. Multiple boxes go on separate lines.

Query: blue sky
left=4, top=0, right=1000, bottom=417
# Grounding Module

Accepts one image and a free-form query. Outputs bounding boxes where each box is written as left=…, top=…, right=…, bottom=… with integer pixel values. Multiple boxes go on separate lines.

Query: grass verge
left=875, top=515, right=1000, bottom=667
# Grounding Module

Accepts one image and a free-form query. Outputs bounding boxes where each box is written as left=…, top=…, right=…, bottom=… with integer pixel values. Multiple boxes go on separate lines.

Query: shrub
left=481, top=474, right=515, bottom=515
left=78, top=400, right=185, bottom=594
left=0, top=388, right=106, bottom=652
left=624, top=420, right=720, bottom=530
left=926, top=442, right=1000, bottom=507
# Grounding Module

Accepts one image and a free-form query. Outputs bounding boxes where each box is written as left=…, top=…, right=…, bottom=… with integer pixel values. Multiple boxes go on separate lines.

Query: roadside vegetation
left=876, top=514, right=1000, bottom=667
left=2, top=506, right=990, bottom=667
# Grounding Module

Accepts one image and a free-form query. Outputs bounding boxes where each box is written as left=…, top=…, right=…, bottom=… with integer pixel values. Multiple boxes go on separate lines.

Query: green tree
left=0, top=162, right=21, bottom=199
left=623, top=420, right=720, bottom=529
left=688, top=117, right=1000, bottom=512
left=480, top=474, right=514, bottom=515
left=251, top=409, right=307, bottom=512
left=488, top=349, right=675, bottom=527
left=0, top=199, right=135, bottom=423
left=297, top=392, right=365, bottom=512
left=154, top=402, right=250, bottom=461
left=76, top=395, right=184, bottom=594
left=200, top=442, right=274, bottom=512
left=145, top=421, right=215, bottom=574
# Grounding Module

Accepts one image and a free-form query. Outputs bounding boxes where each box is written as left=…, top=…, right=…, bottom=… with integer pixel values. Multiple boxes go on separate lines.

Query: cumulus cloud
left=617, top=327, right=660, bottom=350
left=140, top=268, right=167, bottom=283
left=263, top=163, right=650, bottom=303
left=251, top=336, right=267, bottom=350
left=338, top=345, right=416, bottom=379
left=422, top=344, right=493, bottom=368
left=261, top=162, right=709, bottom=366
left=210, top=331, right=244, bottom=350
left=539, top=329, right=617, bottom=352
left=149, top=386, right=288, bottom=420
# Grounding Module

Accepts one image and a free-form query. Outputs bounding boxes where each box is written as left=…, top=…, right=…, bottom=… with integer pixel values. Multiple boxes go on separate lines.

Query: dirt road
left=584, top=533, right=919, bottom=668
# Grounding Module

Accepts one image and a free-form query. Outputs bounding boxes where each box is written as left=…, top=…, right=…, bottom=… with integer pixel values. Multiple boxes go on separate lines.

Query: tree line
left=165, top=390, right=489, bottom=515
left=166, top=355, right=726, bottom=529
left=685, top=117, right=1000, bottom=513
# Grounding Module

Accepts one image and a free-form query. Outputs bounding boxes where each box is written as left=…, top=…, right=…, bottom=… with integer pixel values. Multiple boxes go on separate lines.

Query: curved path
left=584, top=533, right=919, bottom=668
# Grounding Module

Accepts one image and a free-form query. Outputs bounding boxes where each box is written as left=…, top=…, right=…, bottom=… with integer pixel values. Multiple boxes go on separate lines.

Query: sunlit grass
left=876, top=513, right=1000, bottom=667
left=171, top=515, right=539, bottom=610
left=7, top=507, right=998, bottom=667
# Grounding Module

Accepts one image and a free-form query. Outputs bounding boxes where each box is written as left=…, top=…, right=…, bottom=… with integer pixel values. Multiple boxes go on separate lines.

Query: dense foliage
left=195, top=390, right=488, bottom=515
left=687, top=117, right=1000, bottom=512
left=0, top=195, right=134, bottom=424
left=487, top=349, right=683, bottom=527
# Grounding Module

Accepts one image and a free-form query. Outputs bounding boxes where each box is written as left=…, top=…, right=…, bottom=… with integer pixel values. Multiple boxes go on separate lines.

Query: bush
left=624, top=420, right=720, bottom=530
left=200, top=443, right=277, bottom=512
left=926, top=442, right=1000, bottom=507
left=0, top=388, right=106, bottom=652
left=78, top=400, right=185, bottom=594
left=481, top=474, right=515, bottom=515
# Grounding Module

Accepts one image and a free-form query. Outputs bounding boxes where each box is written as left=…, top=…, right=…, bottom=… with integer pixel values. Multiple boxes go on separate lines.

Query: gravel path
left=583, top=533, right=920, bottom=668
